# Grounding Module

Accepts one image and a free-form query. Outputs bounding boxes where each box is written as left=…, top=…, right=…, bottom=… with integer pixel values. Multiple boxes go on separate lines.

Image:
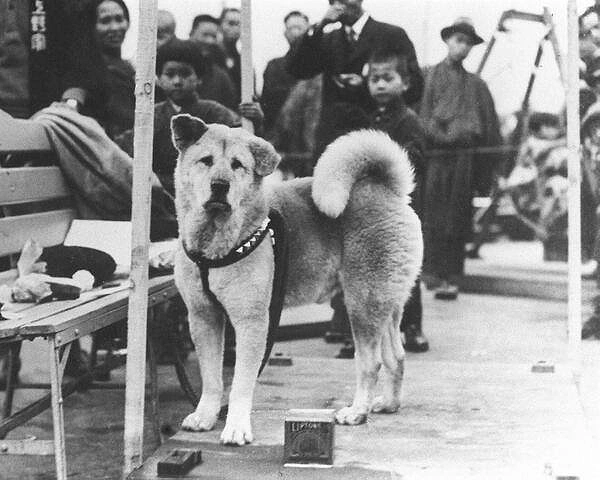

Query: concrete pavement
left=2, top=285, right=598, bottom=479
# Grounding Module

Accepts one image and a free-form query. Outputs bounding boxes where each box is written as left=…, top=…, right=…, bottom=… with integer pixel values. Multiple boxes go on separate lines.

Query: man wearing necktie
left=286, top=0, right=427, bottom=357
left=286, top=0, right=423, bottom=157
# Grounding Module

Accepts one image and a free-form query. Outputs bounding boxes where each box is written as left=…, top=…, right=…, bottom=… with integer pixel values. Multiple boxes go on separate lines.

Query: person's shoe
left=582, top=315, right=600, bottom=339
left=403, top=329, right=430, bottom=353
left=335, top=341, right=355, bottom=359
left=434, top=281, right=458, bottom=300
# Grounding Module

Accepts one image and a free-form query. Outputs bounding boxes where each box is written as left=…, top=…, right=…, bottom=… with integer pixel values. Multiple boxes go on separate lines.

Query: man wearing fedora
left=420, top=18, right=502, bottom=300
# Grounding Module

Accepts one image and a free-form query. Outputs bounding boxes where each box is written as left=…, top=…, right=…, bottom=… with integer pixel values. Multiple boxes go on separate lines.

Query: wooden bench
left=0, top=112, right=179, bottom=480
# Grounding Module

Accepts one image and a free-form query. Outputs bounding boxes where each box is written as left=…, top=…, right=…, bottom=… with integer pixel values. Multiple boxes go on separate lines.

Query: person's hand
left=322, top=3, right=345, bottom=25
left=497, top=177, right=508, bottom=191
left=338, top=73, right=363, bottom=88
left=239, top=102, right=264, bottom=125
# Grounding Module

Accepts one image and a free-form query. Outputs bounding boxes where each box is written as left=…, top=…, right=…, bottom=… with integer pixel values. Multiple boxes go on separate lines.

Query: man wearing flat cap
left=420, top=17, right=502, bottom=301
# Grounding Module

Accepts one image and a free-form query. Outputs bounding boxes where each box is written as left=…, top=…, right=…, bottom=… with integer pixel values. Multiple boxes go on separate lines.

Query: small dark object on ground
left=268, top=353, right=293, bottom=366
left=434, top=282, right=458, bottom=300
left=335, top=341, right=355, bottom=359
left=531, top=360, right=555, bottom=373
left=157, top=448, right=202, bottom=477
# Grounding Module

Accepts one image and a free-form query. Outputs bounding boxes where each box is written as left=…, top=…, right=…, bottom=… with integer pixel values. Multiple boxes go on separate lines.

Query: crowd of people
left=579, top=3, right=600, bottom=340
left=4, top=0, right=593, bottom=378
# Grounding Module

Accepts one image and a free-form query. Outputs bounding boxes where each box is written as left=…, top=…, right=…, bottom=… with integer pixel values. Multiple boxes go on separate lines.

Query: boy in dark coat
left=331, top=47, right=429, bottom=357
left=116, top=39, right=263, bottom=196
left=367, top=47, right=429, bottom=352
left=285, top=0, right=423, bottom=157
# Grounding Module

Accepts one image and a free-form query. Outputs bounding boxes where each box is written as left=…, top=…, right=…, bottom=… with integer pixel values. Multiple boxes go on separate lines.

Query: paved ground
left=2, top=285, right=599, bottom=479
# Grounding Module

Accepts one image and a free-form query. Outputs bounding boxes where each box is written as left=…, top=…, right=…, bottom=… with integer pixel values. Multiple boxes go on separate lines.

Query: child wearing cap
left=420, top=18, right=501, bottom=300
left=116, top=39, right=263, bottom=196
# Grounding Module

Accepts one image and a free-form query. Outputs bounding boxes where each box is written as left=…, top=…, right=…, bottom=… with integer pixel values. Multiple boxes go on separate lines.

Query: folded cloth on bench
left=32, top=105, right=178, bottom=241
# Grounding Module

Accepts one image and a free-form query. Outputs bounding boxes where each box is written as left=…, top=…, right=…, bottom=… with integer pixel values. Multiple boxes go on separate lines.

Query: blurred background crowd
left=1, top=0, right=599, bottom=372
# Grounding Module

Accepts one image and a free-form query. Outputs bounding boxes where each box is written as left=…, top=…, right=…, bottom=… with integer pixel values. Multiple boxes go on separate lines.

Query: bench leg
left=48, top=338, right=70, bottom=480
left=147, top=310, right=162, bottom=447
left=2, top=342, right=22, bottom=420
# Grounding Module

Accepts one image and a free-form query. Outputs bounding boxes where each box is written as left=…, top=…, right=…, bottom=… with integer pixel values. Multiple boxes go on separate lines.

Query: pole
left=123, top=0, right=157, bottom=477
left=240, top=0, right=254, bottom=133
left=566, top=0, right=581, bottom=381
left=544, top=7, right=566, bottom=88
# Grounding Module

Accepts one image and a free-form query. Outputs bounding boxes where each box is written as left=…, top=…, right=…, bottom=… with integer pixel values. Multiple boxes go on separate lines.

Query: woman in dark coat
left=84, top=0, right=136, bottom=139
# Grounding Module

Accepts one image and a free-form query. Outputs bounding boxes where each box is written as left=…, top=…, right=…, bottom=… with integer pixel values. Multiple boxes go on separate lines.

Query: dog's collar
left=182, top=215, right=275, bottom=269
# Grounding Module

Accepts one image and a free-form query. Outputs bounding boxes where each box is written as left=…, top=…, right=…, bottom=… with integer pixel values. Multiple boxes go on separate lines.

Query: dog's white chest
left=199, top=234, right=275, bottom=312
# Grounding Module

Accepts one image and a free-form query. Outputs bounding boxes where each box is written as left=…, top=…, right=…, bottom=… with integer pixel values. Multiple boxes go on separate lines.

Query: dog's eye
left=231, top=158, right=243, bottom=170
left=198, top=155, right=213, bottom=167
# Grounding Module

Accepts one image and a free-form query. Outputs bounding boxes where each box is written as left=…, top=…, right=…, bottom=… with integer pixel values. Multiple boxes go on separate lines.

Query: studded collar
left=182, top=216, right=275, bottom=269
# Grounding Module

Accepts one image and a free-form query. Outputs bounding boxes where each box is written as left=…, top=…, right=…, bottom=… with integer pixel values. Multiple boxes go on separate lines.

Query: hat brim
left=441, top=25, right=484, bottom=46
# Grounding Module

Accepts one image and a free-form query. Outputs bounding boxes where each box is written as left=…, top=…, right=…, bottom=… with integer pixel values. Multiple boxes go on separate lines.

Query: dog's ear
left=248, top=137, right=280, bottom=177
left=171, top=114, right=208, bottom=152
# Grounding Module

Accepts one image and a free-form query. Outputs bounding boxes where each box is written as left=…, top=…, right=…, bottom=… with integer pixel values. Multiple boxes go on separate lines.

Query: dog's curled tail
left=312, top=129, right=415, bottom=218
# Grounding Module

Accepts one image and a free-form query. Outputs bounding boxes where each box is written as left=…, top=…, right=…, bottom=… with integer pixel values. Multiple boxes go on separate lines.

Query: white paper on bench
left=63, top=220, right=132, bottom=271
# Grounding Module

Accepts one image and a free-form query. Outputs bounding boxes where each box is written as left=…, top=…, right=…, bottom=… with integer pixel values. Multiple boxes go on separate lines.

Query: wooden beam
left=123, top=0, right=158, bottom=477
left=567, top=0, right=581, bottom=380
left=0, top=167, right=70, bottom=204
left=0, top=209, right=75, bottom=257
left=240, top=0, right=254, bottom=133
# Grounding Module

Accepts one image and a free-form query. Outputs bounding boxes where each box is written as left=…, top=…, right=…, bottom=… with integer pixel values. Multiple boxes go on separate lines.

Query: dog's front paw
left=181, top=409, right=219, bottom=432
left=335, top=406, right=368, bottom=425
left=220, top=416, right=253, bottom=445
left=371, top=395, right=401, bottom=414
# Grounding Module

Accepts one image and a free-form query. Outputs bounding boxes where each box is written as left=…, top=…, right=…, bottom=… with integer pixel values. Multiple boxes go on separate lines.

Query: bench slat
left=0, top=276, right=175, bottom=339
left=19, top=276, right=176, bottom=336
left=0, top=295, right=97, bottom=339
left=0, top=167, right=70, bottom=205
left=0, top=209, right=75, bottom=257
left=0, top=115, right=51, bottom=153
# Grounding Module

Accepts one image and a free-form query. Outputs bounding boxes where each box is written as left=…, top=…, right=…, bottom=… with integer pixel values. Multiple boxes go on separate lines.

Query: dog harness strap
left=199, top=265, right=226, bottom=314
left=183, top=217, right=272, bottom=268
left=184, top=210, right=289, bottom=377
left=259, top=208, right=288, bottom=376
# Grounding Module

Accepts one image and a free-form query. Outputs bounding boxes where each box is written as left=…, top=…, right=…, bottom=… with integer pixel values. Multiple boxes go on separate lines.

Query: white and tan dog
left=171, top=114, right=423, bottom=445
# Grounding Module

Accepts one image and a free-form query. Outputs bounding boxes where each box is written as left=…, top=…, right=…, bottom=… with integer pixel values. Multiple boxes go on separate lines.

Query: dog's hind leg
left=181, top=301, right=225, bottom=432
left=335, top=299, right=390, bottom=425
left=372, top=306, right=405, bottom=414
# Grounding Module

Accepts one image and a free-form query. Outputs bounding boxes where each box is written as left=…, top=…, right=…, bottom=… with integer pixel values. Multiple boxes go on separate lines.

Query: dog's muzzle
left=204, top=180, right=231, bottom=212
